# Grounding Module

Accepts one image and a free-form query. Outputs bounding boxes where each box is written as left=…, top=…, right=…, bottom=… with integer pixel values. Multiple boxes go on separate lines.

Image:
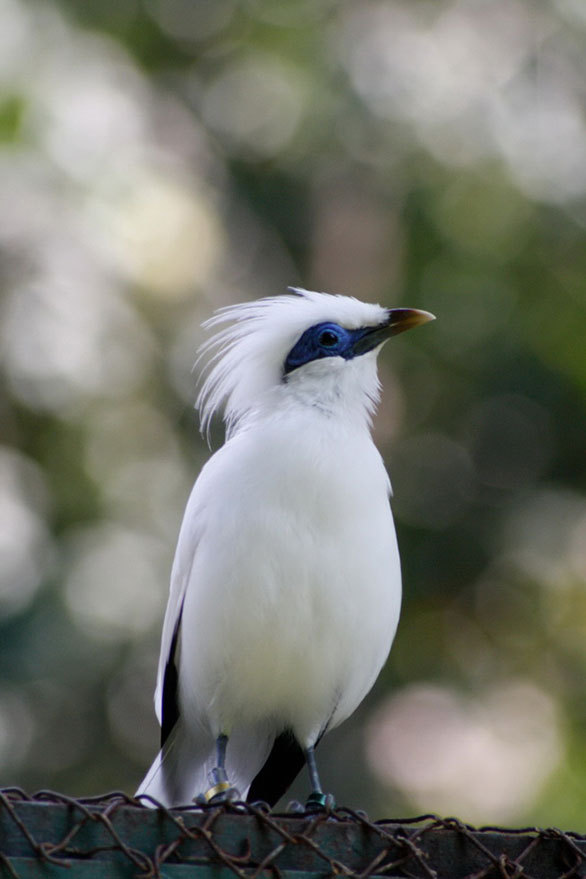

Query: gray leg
left=305, top=745, right=335, bottom=811
left=215, top=733, right=228, bottom=773
left=197, top=733, right=241, bottom=804
left=306, top=744, right=323, bottom=793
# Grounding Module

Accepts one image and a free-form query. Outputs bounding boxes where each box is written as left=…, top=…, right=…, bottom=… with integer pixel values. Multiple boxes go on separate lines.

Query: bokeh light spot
left=366, top=680, right=562, bottom=823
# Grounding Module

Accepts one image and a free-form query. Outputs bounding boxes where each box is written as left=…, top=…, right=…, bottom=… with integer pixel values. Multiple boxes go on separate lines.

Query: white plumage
left=136, top=288, right=433, bottom=808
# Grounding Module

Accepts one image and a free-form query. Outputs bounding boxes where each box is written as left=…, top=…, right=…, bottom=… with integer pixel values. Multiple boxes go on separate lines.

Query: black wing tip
left=160, top=611, right=183, bottom=748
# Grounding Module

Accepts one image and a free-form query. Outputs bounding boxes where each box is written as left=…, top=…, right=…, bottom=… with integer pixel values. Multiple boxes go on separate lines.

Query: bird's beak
left=385, top=307, right=436, bottom=336
left=352, top=308, right=435, bottom=355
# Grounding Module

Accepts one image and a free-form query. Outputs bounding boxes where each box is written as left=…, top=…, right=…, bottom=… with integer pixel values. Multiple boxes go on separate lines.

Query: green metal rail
left=1, top=790, right=585, bottom=877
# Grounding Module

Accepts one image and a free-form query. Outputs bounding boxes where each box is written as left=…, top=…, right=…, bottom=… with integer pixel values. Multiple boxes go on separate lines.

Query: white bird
left=136, top=287, right=434, bottom=809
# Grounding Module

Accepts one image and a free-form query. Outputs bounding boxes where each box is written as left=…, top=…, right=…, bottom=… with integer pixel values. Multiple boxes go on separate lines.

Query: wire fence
left=1, top=787, right=585, bottom=878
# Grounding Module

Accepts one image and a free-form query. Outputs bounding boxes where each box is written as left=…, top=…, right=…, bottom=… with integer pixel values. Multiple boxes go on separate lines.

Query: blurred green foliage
left=0, top=0, right=585, bottom=828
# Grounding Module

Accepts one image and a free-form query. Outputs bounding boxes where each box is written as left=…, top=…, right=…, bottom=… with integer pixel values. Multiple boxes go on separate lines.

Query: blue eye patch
left=284, top=322, right=378, bottom=375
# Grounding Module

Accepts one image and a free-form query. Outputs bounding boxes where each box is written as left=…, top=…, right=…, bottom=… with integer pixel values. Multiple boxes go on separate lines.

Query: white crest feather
left=195, top=288, right=389, bottom=438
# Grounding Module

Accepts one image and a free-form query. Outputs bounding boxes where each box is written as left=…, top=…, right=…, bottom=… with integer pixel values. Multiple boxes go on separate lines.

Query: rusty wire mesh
left=1, top=787, right=585, bottom=878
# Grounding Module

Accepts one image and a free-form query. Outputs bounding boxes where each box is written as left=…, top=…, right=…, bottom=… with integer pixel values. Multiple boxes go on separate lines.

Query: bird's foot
left=196, top=767, right=241, bottom=805
left=286, top=799, right=306, bottom=814
left=305, top=791, right=335, bottom=812
left=196, top=782, right=241, bottom=805
left=208, top=785, right=241, bottom=805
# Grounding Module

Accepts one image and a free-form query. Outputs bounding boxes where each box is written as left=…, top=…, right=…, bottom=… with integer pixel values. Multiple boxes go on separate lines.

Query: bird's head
left=196, top=288, right=434, bottom=438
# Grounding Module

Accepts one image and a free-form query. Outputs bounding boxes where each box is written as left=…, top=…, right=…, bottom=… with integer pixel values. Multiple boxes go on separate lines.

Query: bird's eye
left=319, top=330, right=339, bottom=347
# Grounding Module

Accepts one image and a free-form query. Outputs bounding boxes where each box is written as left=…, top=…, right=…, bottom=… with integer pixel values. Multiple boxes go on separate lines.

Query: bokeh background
left=0, top=0, right=585, bottom=829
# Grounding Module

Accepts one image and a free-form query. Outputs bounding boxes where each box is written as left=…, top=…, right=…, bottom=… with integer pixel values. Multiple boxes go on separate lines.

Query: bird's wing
left=160, top=604, right=182, bottom=747
left=137, top=490, right=212, bottom=805
left=153, top=566, right=188, bottom=730
left=154, top=484, right=203, bottom=728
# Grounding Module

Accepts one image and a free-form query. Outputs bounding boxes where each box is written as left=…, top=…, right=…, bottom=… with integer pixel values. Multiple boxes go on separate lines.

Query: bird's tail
left=135, top=723, right=213, bottom=807
left=135, top=721, right=275, bottom=807
left=135, top=749, right=169, bottom=805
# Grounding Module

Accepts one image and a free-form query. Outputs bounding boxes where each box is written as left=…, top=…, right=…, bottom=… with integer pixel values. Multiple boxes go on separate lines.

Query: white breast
left=177, top=407, right=401, bottom=747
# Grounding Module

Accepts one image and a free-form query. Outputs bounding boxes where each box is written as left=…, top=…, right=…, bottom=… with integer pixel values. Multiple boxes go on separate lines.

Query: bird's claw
left=196, top=783, right=241, bottom=805
left=286, top=799, right=306, bottom=814
left=196, top=770, right=241, bottom=805
left=305, top=791, right=335, bottom=812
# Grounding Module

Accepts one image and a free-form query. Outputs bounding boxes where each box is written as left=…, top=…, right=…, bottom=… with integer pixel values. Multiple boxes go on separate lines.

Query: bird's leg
left=198, top=733, right=241, bottom=804
left=305, top=745, right=335, bottom=811
left=208, top=732, right=229, bottom=788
